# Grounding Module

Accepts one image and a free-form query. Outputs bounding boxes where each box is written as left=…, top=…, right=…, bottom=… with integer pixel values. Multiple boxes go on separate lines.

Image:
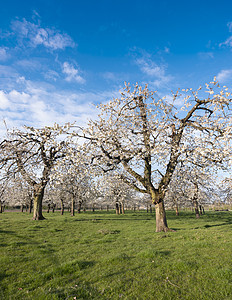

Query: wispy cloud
left=216, top=69, right=232, bottom=82
left=11, top=18, right=75, bottom=51
left=134, top=55, right=173, bottom=88
left=219, top=22, right=232, bottom=48
left=198, top=52, right=214, bottom=59
left=62, top=62, right=85, bottom=84
left=0, top=47, right=9, bottom=61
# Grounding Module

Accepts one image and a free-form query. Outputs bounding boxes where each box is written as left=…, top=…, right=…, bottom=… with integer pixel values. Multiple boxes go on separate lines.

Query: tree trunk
left=77, top=201, right=81, bottom=213
left=29, top=198, right=33, bottom=213
left=21, top=204, right=24, bottom=212
left=0, top=203, right=3, bottom=213
left=194, top=200, right=200, bottom=219
left=60, top=199, right=64, bottom=215
left=47, top=204, right=50, bottom=213
left=71, top=195, right=75, bottom=216
left=175, top=204, right=179, bottom=216
left=115, top=202, right=119, bottom=214
left=199, top=205, right=202, bottom=215
left=33, top=186, right=45, bottom=220
left=155, top=201, right=169, bottom=232
left=119, top=202, right=122, bottom=214
left=52, top=204, right=56, bottom=213
left=122, top=202, right=125, bottom=214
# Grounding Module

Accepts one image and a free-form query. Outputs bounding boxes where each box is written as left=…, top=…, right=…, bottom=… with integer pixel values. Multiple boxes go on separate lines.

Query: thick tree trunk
left=155, top=201, right=169, bottom=232
left=33, top=186, right=45, bottom=220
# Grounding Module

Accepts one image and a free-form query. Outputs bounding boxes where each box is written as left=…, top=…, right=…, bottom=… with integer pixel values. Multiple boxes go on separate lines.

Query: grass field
left=0, top=210, right=231, bottom=299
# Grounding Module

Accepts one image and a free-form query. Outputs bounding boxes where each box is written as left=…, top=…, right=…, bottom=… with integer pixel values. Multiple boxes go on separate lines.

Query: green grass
left=0, top=210, right=231, bottom=299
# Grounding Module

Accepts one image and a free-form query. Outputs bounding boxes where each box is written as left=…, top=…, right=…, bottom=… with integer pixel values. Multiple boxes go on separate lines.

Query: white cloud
left=216, top=69, right=232, bottom=82
left=198, top=52, right=214, bottom=59
left=0, top=91, right=10, bottom=109
left=0, top=78, right=118, bottom=133
left=219, top=22, right=232, bottom=48
left=134, top=55, right=173, bottom=87
left=11, top=18, right=75, bottom=50
left=0, top=47, right=9, bottom=61
left=227, top=21, right=232, bottom=33
left=62, top=62, right=85, bottom=84
left=219, top=36, right=232, bottom=48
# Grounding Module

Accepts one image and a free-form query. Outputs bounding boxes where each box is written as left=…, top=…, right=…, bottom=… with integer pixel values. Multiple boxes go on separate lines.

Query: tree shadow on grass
left=104, top=266, right=141, bottom=278
left=204, top=222, right=232, bottom=228
left=0, top=229, right=15, bottom=234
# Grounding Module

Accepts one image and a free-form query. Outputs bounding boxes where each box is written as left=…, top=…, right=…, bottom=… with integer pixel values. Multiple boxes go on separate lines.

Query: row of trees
left=1, top=80, right=232, bottom=231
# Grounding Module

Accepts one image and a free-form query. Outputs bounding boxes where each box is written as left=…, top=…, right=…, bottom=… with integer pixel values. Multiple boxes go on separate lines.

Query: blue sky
left=1, top=0, right=232, bottom=133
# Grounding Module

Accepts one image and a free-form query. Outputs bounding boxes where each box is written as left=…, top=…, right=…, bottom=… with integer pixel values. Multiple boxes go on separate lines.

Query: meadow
left=0, top=210, right=231, bottom=299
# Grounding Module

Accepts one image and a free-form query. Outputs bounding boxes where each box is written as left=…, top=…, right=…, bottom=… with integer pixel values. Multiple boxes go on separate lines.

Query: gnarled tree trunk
left=155, top=201, right=169, bottom=232
left=33, top=185, right=45, bottom=220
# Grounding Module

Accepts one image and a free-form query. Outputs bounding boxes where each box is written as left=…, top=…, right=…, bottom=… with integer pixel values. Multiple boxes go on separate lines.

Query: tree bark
left=77, top=201, right=81, bottom=213
left=122, top=202, right=125, bottom=214
left=194, top=200, right=200, bottom=219
left=115, top=202, right=119, bottom=214
left=119, top=202, right=122, bottom=214
left=175, top=204, right=179, bottom=216
left=71, top=195, right=75, bottom=216
left=33, top=186, right=45, bottom=220
left=60, top=199, right=64, bottom=215
left=0, top=204, right=3, bottom=213
left=155, top=201, right=169, bottom=232
left=199, top=205, right=202, bottom=215
left=29, top=198, right=33, bottom=214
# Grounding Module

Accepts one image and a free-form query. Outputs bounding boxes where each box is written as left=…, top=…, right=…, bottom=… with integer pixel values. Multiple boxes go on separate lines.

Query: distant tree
left=51, top=149, right=96, bottom=216
left=0, top=124, right=71, bottom=220
left=165, top=165, right=216, bottom=216
left=78, top=80, right=232, bottom=232
left=97, top=172, right=137, bottom=214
